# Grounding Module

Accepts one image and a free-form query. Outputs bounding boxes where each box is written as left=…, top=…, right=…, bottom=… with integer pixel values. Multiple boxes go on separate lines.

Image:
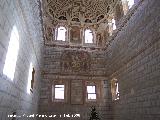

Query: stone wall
left=105, top=0, right=160, bottom=120
left=0, top=0, right=159, bottom=120
left=39, top=46, right=112, bottom=120
left=0, top=0, right=43, bottom=119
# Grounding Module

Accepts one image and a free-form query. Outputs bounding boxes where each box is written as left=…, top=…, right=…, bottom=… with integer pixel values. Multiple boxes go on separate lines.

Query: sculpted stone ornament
left=43, top=0, right=109, bottom=25
left=61, top=50, right=91, bottom=73
left=45, top=26, right=53, bottom=42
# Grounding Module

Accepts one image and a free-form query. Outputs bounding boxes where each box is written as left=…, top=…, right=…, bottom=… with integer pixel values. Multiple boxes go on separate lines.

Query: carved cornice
left=45, top=43, right=106, bottom=51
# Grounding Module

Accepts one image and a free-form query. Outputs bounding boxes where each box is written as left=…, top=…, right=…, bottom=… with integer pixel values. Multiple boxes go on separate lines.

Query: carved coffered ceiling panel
left=41, top=0, right=120, bottom=48
left=42, top=0, right=116, bottom=25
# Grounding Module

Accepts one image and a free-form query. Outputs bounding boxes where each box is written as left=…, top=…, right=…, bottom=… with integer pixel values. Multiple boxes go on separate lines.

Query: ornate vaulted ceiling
left=41, top=0, right=119, bottom=48
left=42, top=0, right=116, bottom=25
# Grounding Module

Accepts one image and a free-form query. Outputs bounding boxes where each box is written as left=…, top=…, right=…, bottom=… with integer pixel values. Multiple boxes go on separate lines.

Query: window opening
left=3, top=26, right=19, bottom=80
left=55, top=85, right=64, bottom=99
left=85, top=29, right=93, bottom=43
left=27, top=63, right=33, bottom=94
left=55, top=26, right=66, bottom=41
left=127, top=0, right=134, bottom=9
left=31, top=68, right=35, bottom=90
left=112, top=19, right=116, bottom=30
left=111, top=79, right=119, bottom=100
left=87, top=85, right=96, bottom=100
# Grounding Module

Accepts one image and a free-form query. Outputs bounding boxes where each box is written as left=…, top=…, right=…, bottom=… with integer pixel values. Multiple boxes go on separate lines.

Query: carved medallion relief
left=61, top=50, right=91, bottom=73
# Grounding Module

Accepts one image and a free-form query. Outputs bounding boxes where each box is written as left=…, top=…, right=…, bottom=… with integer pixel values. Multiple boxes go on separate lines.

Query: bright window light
left=56, top=26, right=66, bottom=41
left=115, top=82, right=119, bottom=100
left=3, top=26, right=19, bottom=80
left=85, top=29, right=93, bottom=43
left=88, top=94, right=96, bottom=99
left=55, top=85, right=64, bottom=99
left=112, top=19, right=116, bottom=30
left=87, top=86, right=96, bottom=100
left=27, top=63, right=33, bottom=94
left=127, top=0, right=134, bottom=9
